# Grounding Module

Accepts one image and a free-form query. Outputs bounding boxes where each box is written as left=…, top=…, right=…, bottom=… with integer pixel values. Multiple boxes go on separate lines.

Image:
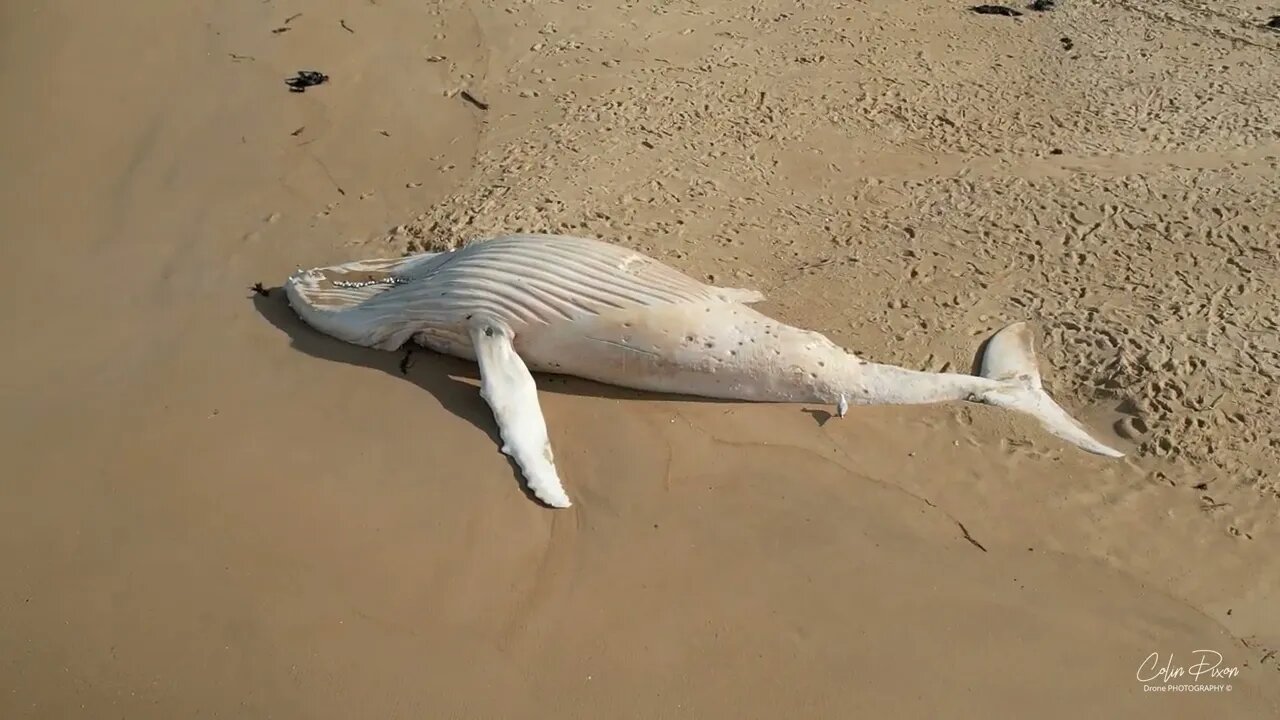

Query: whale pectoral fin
left=469, top=318, right=572, bottom=508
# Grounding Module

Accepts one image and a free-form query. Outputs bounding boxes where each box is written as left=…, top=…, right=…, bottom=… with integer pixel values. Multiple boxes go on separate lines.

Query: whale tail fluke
left=977, top=322, right=1125, bottom=458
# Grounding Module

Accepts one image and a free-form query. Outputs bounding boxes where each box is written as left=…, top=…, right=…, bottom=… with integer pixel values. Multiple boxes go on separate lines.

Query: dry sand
left=2, top=0, right=1279, bottom=717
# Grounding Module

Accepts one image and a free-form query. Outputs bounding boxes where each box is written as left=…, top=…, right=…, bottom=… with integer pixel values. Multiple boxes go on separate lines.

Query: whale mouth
left=285, top=256, right=428, bottom=309
left=283, top=253, right=449, bottom=350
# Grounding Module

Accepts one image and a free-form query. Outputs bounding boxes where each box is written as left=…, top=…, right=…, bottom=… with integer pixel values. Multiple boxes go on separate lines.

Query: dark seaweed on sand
left=971, top=4, right=1023, bottom=16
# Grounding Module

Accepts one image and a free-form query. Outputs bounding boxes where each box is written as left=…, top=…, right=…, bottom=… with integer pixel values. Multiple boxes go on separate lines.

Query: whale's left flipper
left=469, top=318, right=573, bottom=508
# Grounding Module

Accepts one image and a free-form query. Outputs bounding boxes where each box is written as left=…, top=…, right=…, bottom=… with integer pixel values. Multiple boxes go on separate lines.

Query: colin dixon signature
left=1137, top=651, right=1239, bottom=691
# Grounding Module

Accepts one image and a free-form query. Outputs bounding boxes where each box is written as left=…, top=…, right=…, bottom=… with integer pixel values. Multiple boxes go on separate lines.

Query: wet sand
left=2, top=0, right=1278, bottom=717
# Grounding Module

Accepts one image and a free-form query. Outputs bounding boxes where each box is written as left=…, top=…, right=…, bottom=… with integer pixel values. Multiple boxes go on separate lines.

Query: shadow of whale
left=250, top=285, right=786, bottom=506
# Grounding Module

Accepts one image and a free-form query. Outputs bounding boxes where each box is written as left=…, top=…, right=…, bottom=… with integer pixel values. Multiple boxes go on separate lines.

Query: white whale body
left=285, top=233, right=1123, bottom=508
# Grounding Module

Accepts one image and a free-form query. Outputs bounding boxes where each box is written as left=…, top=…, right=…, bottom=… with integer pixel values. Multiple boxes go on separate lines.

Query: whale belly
left=514, top=302, right=845, bottom=403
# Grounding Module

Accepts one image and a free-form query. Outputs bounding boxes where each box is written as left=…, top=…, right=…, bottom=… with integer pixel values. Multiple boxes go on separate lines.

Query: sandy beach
left=2, top=0, right=1278, bottom=717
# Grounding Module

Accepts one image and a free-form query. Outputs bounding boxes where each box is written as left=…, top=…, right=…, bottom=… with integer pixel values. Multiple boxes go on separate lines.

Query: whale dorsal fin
left=714, top=287, right=766, bottom=304
left=469, top=317, right=573, bottom=508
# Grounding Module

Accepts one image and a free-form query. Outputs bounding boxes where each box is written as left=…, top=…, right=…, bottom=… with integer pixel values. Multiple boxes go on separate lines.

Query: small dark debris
left=340, top=19, right=355, bottom=34
left=291, top=126, right=305, bottom=136
left=1060, top=36, right=1074, bottom=50
left=1266, top=16, right=1280, bottom=29
left=271, top=26, right=292, bottom=35
left=1029, top=0, right=1055, bottom=11
left=640, top=140, right=656, bottom=149
left=378, top=130, right=391, bottom=137
left=250, top=282, right=270, bottom=297
left=229, top=53, right=255, bottom=62
left=1227, top=608, right=1233, bottom=615
left=1193, top=482, right=1208, bottom=490
left=399, top=348, right=416, bottom=375
left=1049, top=148, right=1063, bottom=155
left=1200, top=495, right=1229, bottom=512
left=286, top=70, right=329, bottom=93
left=958, top=521, right=988, bottom=552
left=459, top=90, right=489, bottom=110
left=971, top=5, right=1023, bottom=16
left=284, top=13, right=302, bottom=24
